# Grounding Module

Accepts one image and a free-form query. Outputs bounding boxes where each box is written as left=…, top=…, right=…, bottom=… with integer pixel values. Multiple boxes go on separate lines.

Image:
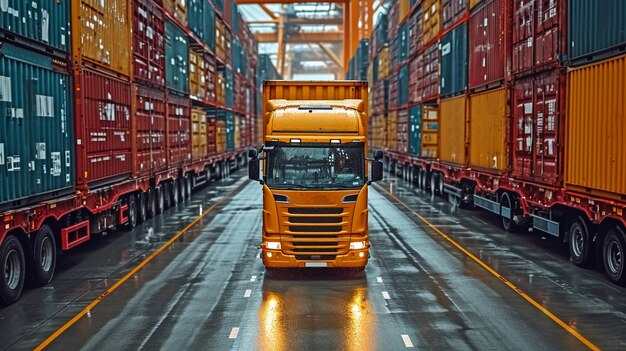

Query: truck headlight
left=265, top=241, right=281, bottom=250
left=349, top=241, right=366, bottom=250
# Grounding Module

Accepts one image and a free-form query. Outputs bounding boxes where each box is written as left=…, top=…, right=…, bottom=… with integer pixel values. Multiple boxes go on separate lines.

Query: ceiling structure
left=239, top=1, right=386, bottom=80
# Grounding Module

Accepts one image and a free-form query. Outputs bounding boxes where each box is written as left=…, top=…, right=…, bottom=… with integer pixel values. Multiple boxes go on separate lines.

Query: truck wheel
left=569, top=218, right=591, bottom=267
left=500, top=192, right=518, bottom=233
left=430, top=173, right=438, bottom=196
left=147, top=188, right=156, bottom=219
left=165, top=183, right=173, bottom=209
left=32, top=225, right=57, bottom=286
left=0, top=235, right=25, bottom=305
left=186, top=174, right=193, bottom=198
left=156, top=185, right=165, bottom=215
left=172, top=179, right=180, bottom=205
left=124, top=194, right=137, bottom=230
left=137, top=192, right=147, bottom=224
left=603, top=227, right=626, bottom=285
left=438, top=174, right=445, bottom=195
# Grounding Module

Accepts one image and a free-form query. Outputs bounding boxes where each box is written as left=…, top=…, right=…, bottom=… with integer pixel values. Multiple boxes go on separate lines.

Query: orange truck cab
left=248, top=81, right=383, bottom=270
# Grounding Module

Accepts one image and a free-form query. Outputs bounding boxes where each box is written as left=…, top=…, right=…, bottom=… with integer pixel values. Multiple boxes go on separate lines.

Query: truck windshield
left=266, top=143, right=365, bottom=189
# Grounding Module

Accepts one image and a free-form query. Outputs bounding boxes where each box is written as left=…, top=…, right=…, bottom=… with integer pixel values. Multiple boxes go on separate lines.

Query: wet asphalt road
left=1, top=171, right=626, bottom=350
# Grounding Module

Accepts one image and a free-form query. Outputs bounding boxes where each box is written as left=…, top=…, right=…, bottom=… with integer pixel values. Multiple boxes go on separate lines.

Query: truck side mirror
left=248, top=148, right=258, bottom=159
left=373, top=149, right=383, bottom=161
left=249, top=158, right=260, bottom=181
left=370, top=160, right=383, bottom=183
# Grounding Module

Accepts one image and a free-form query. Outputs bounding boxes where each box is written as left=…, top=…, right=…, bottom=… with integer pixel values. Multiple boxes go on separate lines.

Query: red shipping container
left=415, top=42, right=440, bottom=103
left=76, top=69, right=132, bottom=185
left=135, top=85, right=167, bottom=177
left=397, top=109, right=409, bottom=154
left=388, top=71, right=399, bottom=110
left=166, top=93, right=191, bottom=167
left=512, top=0, right=534, bottom=75
left=468, top=0, right=510, bottom=89
left=234, top=74, right=246, bottom=113
left=207, top=111, right=217, bottom=154
left=408, top=58, right=420, bottom=105
left=511, top=69, right=565, bottom=185
left=373, top=81, right=387, bottom=116
left=133, top=0, right=166, bottom=87
left=408, top=7, right=423, bottom=58
left=206, top=54, right=217, bottom=103
left=442, top=0, right=469, bottom=29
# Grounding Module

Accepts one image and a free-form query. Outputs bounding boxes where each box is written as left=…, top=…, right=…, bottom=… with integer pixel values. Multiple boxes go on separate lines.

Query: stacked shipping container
left=0, top=0, right=261, bottom=305
left=356, top=0, right=626, bottom=285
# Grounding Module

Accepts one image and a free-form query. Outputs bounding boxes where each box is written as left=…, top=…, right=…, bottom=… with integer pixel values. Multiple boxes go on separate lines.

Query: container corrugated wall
left=188, top=0, right=211, bottom=46
left=164, top=0, right=188, bottom=26
left=422, top=0, right=441, bottom=45
left=133, top=0, right=166, bottom=87
left=191, top=108, right=208, bottom=160
left=0, top=0, right=70, bottom=54
left=165, top=20, right=189, bottom=94
left=166, top=94, right=191, bottom=166
left=468, top=0, right=507, bottom=89
left=135, top=85, right=167, bottom=176
left=409, top=105, right=422, bottom=156
left=440, top=23, right=468, bottom=97
left=421, top=106, right=439, bottom=158
left=0, top=44, right=73, bottom=205
left=568, top=0, right=626, bottom=64
left=442, top=0, right=469, bottom=29
left=469, top=87, right=507, bottom=171
left=566, top=54, right=626, bottom=200
left=439, top=95, right=467, bottom=165
left=73, top=0, right=131, bottom=76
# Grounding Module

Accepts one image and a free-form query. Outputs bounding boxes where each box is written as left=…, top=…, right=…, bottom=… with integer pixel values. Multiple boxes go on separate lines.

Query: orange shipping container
left=469, top=0, right=483, bottom=9
left=469, top=87, right=508, bottom=171
left=388, top=111, right=398, bottom=151
left=399, top=0, right=411, bottom=22
left=216, top=120, right=227, bottom=153
left=439, top=95, right=468, bottom=165
left=421, top=105, right=439, bottom=158
left=164, top=0, right=188, bottom=26
left=566, top=54, right=626, bottom=200
left=72, top=0, right=131, bottom=76
left=422, top=0, right=442, bottom=45
left=191, top=108, right=208, bottom=160
left=189, top=50, right=208, bottom=100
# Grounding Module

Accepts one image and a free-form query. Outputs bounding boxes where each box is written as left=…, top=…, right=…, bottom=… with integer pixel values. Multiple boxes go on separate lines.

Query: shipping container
left=191, top=108, right=208, bottom=160
left=378, top=47, right=391, bottom=80
left=511, top=70, right=565, bottom=185
left=408, top=7, right=424, bottom=58
left=166, top=94, right=191, bottom=167
left=225, top=111, right=235, bottom=151
left=388, top=110, right=398, bottom=151
left=234, top=114, right=242, bottom=150
left=409, top=58, right=419, bottom=105
left=421, top=105, right=439, bottom=158
left=393, top=24, right=409, bottom=68
left=422, top=0, right=441, bottom=45
left=399, top=64, right=409, bottom=107
left=188, top=0, right=216, bottom=49
left=0, top=0, right=70, bottom=55
left=77, top=69, right=133, bottom=185
left=206, top=55, right=217, bottom=102
left=225, top=68, right=234, bottom=107
left=439, top=95, right=467, bottom=165
left=72, top=0, right=131, bottom=76
left=469, top=0, right=483, bottom=8
left=215, top=19, right=232, bottom=63
left=373, top=80, right=389, bottom=116
left=468, top=87, right=507, bottom=171
left=133, top=0, right=166, bottom=87
left=468, top=0, right=508, bottom=89
left=216, top=119, right=226, bottom=154
left=568, top=0, right=626, bottom=65
left=566, top=54, right=626, bottom=200
left=164, top=0, right=188, bottom=26
left=189, top=50, right=208, bottom=100
left=512, top=0, right=566, bottom=76
left=207, top=113, right=217, bottom=154
left=371, top=12, right=388, bottom=58
left=134, top=85, right=167, bottom=176
left=165, top=20, right=190, bottom=94
left=388, top=71, right=399, bottom=111
left=440, top=23, right=468, bottom=97
left=442, top=0, right=469, bottom=29
left=408, top=105, right=422, bottom=156
left=415, top=42, right=440, bottom=103
left=397, top=109, right=409, bottom=154
left=0, top=44, right=73, bottom=206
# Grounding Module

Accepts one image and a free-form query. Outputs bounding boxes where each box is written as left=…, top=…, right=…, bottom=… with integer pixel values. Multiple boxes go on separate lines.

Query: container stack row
left=255, top=54, right=282, bottom=143
left=0, top=0, right=261, bottom=305
left=356, top=0, right=626, bottom=284
left=346, top=39, right=370, bottom=81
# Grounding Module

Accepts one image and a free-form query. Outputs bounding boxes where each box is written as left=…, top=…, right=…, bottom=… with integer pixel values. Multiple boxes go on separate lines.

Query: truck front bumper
left=262, top=249, right=369, bottom=268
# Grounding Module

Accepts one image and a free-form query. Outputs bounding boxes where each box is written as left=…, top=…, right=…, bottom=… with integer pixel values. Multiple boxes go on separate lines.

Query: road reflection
left=258, top=269, right=376, bottom=350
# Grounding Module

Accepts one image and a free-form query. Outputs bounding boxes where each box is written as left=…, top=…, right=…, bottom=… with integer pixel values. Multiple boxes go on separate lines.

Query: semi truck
left=249, top=81, right=383, bottom=270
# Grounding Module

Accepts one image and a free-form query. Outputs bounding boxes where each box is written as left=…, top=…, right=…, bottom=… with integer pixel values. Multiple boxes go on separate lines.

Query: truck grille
left=281, top=207, right=350, bottom=256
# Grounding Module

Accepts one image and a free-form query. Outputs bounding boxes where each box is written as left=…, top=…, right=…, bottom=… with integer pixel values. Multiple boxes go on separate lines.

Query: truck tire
left=603, top=227, right=626, bottom=285
left=172, top=179, right=180, bottom=205
left=147, top=187, right=156, bottom=219
left=569, top=218, right=591, bottom=267
left=32, top=225, right=56, bottom=286
left=500, top=192, right=518, bottom=233
left=137, top=192, right=147, bottom=224
left=0, top=235, right=25, bottom=305
left=164, top=182, right=172, bottom=209
left=124, top=194, right=137, bottom=230
left=186, top=174, right=193, bottom=198
left=156, top=185, right=165, bottom=215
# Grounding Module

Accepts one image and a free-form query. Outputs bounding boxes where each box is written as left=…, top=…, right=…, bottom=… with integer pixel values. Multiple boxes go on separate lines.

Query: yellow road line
left=374, top=184, right=601, bottom=351
left=36, top=180, right=249, bottom=350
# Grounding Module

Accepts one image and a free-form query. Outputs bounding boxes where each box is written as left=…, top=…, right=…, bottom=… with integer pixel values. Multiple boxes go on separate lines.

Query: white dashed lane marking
left=229, top=327, right=240, bottom=339
left=382, top=291, right=390, bottom=300
left=402, top=334, right=414, bottom=348
left=244, top=289, right=252, bottom=298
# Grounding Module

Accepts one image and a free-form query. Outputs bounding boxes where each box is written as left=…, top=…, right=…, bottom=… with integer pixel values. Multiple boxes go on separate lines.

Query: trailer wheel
left=146, top=188, right=156, bottom=219
left=172, top=179, right=180, bottom=205
left=32, top=225, right=57, bottom=286
left=438, top=174, right=445, bottom=195
left=156, top=185, right=165, bottom=215
left=603, top=227, right=626, bottom=285
left=569, top=218, right=591, bottom=267
left=0, top=235, right=25, bottom=305
left=124, top=194, right=137, bottom=230
left=500, top=192, right=518, bottom=232
left=137, top=192, right=147, bottom=224
left=186, top=174, right=193, bottom=198
left=430, top=173, right=438, bottom=196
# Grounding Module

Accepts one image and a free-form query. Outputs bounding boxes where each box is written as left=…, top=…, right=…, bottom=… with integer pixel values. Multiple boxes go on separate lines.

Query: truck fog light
left=350, top=241, right=366, bottom=250
left=359, top=252, right=365, bottom=258
left=266, top=241, right=281, bottom=250
left=267, top=252, right=273, bottom=258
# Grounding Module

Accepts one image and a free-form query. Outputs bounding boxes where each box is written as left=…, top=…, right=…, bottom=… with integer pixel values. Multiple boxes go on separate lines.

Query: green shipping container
left=440, top=23, right=468, bottom=97
left=0, top=44, right=73, bottom=206
left=399, top=64, right=409, bottom=106
left=165, top=20, right=190, bottom=94
left=0, top=0, right=70, bottom=54
left=409, top=105, right=422, bottom=156
left=188, top=0, right=216, bottom=49
left=225, top=111, right=235, bottom=151
left=568, top=0, right=626, bottom=64
left=225, top=68, right=234, bottom=107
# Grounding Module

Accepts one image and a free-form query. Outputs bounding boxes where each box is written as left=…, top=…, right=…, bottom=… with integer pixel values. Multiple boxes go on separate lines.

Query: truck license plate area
left=305, top=262, right=328, bottom=267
